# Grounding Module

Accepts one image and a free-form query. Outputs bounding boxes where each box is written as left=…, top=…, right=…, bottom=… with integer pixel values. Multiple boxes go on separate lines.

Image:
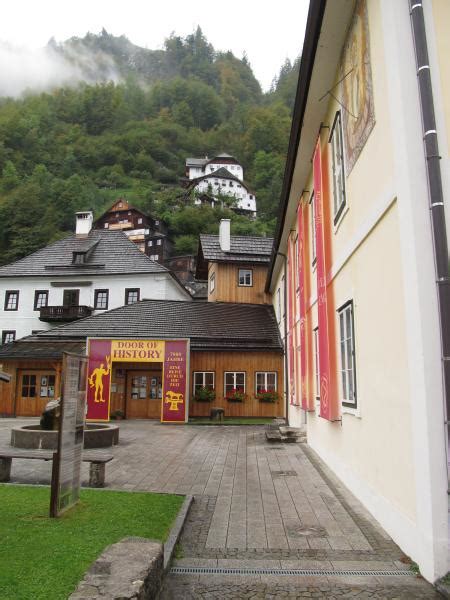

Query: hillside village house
left=94, top=199, right=172, bottom=262
left=0, top=211, right=190, bottom=342
left=267, top=0, right=450, bottom=583
left=0, top=219, right=283, bottom=421
left=185, top=153, right=257, bottom=215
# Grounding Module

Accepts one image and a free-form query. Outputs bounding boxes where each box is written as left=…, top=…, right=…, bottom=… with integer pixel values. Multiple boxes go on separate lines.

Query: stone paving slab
left=0, top=419, right=440, bottom=598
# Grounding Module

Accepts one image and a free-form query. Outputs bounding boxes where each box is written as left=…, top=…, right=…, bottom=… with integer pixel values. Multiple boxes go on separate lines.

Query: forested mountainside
left=0, top=29, right=300, bottom=263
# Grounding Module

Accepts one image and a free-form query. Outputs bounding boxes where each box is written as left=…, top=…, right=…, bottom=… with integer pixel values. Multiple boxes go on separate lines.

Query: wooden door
left=16, top=370, right=56, bottom=416
left=63, top=289, right=79, bottom=307
left=126, top=370, right=162, bottom=419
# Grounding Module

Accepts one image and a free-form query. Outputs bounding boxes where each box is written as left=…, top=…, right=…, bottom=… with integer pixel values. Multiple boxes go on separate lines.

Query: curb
left=163, top=494, right=194, bottom=571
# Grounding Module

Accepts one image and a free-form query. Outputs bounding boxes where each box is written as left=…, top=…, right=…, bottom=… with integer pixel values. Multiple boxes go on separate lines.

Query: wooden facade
left=0, top=349, right=284, bottom=420
left=208, top=263, right=272, bottom=305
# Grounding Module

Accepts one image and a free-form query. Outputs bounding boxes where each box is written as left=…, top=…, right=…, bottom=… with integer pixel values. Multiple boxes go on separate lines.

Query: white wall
left=194, top=177, right=257, bottom=213
left=0, top=272, right=190, bottom=341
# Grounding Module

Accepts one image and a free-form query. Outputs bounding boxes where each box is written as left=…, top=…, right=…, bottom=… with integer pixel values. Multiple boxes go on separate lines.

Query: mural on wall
left=340, top=0, right=375, bottom=175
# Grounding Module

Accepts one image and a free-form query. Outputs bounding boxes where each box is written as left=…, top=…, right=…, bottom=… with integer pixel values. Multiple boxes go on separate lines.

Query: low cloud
left=0, top=41, right=121, bottom=97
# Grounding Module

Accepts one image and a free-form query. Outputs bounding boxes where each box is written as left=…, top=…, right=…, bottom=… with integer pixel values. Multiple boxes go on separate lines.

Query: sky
left=0, top=0, right=309, bottom=92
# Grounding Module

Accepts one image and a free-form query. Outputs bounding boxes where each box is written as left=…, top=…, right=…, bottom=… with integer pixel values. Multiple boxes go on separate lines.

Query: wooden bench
left=0, top=449, right=114, bottom=488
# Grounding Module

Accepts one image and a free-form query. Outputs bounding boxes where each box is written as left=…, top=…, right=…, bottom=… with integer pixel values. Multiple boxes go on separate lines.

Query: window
left=125, top=288, right=140, bottom=305
left=209, top=272, right=215, bottom=294
left=276, top=288, right=281, bottom=323
left=313, top=327, right=319, bottom=400
left=21, top=374, right=37, bottom=398
left=249, top=194, right=253, bottom=199
left=224, top=372, right=245, bottom=395
left=150, top=254, right=159, bottom=261
left=330, top=111, right=346, bottom=223
left=310, top=193, right=316, bottom=265
left=193, top=372, right=215, bottom=393
left=148, top=240, right=153, bottom=247
left=4, top=291, right=19, bottom=311
left=138, top=217, right=143, bottom=224
left=238, top=269, right=252, bottom=287
left=34, top=290, right=48, bottom=310
left=2, top=330, right=15, bottom=344
left=104, top=223, right=109, bottom=229
left=72, top=252, right=85, bottom=264
left=255, top=372, right=277, bottom=393
left=338, top=301, right=357, bottom=407
left=94, top=289, right=109, bottom=310
left=157, top=239, right=162, bottom=246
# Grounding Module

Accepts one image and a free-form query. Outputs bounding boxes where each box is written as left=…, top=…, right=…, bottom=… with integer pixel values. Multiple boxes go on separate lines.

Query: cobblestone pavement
left=0, top=419, right=441, bottom=598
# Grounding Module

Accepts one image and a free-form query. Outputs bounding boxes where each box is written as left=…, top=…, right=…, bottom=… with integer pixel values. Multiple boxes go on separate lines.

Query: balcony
left=39, top=305, right=93, bottom=323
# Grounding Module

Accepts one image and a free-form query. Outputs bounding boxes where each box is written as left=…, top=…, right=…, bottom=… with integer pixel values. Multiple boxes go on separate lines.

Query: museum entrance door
left=126, top=369, right=162, bottom=419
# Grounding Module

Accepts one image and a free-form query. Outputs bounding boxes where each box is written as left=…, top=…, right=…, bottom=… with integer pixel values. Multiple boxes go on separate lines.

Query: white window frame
left=224, top=372, right=246, bottom=394
left=238, top=269, right=252, bottom=287
left=313, top=327, right=320, bottom=403
left=193, top=371, right=215, bottom=393
left=209, top=272, right=215, bottom=294
left=309, top=192, right=316, bottom=266
left=329, top=111, right=346, bottom=224
left=255, top=372, right=277, bottom=393
left=338, top=301, right=357, bottom=408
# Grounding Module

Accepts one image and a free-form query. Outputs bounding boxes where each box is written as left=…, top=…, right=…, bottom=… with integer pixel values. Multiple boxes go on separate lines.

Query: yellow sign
left=164, top=390, right=184, bottom=411
left=111, top=340, right=165, bottom=362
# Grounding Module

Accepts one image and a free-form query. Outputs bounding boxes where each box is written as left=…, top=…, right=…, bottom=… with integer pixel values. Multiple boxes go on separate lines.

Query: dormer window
left=72, top=252, right=86, bottom=265
left=104, top=223, right=109, bottom=229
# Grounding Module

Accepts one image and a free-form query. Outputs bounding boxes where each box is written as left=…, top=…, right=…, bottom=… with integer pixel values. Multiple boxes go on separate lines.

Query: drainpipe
left=277, top=251, right=289, bottom=425
left=409, top=3, right=450, bottom=425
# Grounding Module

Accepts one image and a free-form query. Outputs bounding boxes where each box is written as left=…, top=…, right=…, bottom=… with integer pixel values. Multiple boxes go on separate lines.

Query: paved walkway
left=0, top=419, right=440, bottom=598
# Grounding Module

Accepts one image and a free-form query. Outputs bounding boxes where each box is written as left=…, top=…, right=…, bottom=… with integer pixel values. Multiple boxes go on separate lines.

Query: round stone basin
left=10, top=423, right=120, bottom=450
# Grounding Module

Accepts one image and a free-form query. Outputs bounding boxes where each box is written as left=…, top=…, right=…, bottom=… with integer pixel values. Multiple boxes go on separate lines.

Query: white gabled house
left=0, top=212, right=191, bottom=342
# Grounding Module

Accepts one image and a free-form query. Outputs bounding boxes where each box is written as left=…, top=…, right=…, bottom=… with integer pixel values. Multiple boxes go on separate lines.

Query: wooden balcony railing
left=39, top=305, right=93, bottom=323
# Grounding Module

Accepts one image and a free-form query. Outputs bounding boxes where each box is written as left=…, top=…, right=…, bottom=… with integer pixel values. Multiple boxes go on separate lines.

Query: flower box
left=193, top=387, right=216, bottom=402
left=255, top=390, right=279, bottom=403
left=225, top=388, right=247, bottom=403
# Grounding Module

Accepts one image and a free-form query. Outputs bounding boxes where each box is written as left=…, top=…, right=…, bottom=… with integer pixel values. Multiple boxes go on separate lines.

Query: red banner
left=297, top=201, right=309, bottom=410
left=87, top=339, right=112, bottom=421
left=313, top=140, right=336, bottom=420
left=287, top=238, right=296, bottom=405
left=162, top=340, right=189, bottom=423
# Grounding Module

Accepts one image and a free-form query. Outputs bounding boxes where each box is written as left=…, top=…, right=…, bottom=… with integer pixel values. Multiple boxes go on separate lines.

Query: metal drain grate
left=271, top=470, right=298, bottom=477
left=170, top=566, right=414, bottom=577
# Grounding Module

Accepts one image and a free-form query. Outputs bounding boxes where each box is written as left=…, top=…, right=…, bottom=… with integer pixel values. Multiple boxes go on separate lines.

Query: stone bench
left=210, top=407, right=225, bottom=422
left=0, top=449, right=113, bottom=488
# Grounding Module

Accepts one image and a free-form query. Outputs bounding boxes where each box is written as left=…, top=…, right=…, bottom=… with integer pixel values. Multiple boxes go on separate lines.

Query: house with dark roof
left=196, top=220, right=273, bottom=305
left=184, top=154, right=256, bottom=215
left=0, top=212, right=190, bottom=343
left=94, top=198, right=172, bottom=263
left=0, top=298, right=284, bottom=421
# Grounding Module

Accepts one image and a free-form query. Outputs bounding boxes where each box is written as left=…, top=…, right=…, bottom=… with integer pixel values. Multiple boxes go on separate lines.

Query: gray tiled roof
left=0, top=339, right=85, bottom=359
left=186, top=157, right=208, bottom=167
left=31, top=299, right=282, bottom=352
left=199, top=235, right=273, bottom=264
left=0, top=230, right=168, bottom=277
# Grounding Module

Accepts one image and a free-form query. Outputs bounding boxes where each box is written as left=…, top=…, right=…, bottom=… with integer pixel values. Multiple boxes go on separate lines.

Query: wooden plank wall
left=208, top=263, right=272, bottom=304
left=190, top=351, right=284, bottom=418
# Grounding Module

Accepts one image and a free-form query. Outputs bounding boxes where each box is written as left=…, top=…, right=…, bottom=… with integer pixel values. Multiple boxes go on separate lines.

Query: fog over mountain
left=0, top=37, right=123, bottom=97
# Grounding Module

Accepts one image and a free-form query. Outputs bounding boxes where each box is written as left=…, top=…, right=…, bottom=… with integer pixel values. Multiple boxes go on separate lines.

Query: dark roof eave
left=265, top=0, right=327, bottom=292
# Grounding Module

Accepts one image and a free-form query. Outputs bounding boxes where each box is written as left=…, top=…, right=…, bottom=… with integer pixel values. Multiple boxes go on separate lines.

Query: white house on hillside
left=185, top=153, right=257, bottom=215
left=0, top=212, right=191, bottom=342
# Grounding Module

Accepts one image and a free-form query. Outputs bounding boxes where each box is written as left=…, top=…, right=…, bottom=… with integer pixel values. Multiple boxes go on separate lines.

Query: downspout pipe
left=409, top=2, right=450, bottom=420
left=277, top=251, right=290, bottom=425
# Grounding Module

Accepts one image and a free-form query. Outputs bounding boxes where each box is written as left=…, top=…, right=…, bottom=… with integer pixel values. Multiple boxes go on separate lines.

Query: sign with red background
left=86, top=339, right=112, bottom=421
left=313, top=140, right=335, bottom=421
left=162, top=340, right=188, bottom=423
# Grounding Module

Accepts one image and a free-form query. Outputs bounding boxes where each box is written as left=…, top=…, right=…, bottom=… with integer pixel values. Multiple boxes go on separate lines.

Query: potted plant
left=111, top=409, right=124, bottom=420
left=193, top=387, right=216, bottom=402
left=255, top=390, right=280, bottom=403
left=225, top=388, right=247, bottom=403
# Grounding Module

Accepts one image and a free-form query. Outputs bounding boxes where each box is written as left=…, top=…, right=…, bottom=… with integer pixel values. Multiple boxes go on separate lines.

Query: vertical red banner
left=86, top=339, right=112, bottom=421
left=287, top=239, right=296, bottom=406
left=313, top=140, right=337, bottom=421
left=162, top=340, right=188, bottom=423
left=297, top=201, right=309, bottom=410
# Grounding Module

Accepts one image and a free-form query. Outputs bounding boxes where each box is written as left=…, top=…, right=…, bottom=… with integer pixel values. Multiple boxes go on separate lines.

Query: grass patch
left=188, top=417, right=275, bottom=425
left=0, top=485, right=184, bottom=600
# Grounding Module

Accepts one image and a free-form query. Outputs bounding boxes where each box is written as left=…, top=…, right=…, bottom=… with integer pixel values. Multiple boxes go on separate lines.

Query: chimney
left=75, top=211, right=93, bottom=236
left=219, top=219, right=231, bottom=252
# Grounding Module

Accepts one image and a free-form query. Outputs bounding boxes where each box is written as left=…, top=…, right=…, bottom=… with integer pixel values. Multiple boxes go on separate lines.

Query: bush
left=193, top=387, right=216, bottom=402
